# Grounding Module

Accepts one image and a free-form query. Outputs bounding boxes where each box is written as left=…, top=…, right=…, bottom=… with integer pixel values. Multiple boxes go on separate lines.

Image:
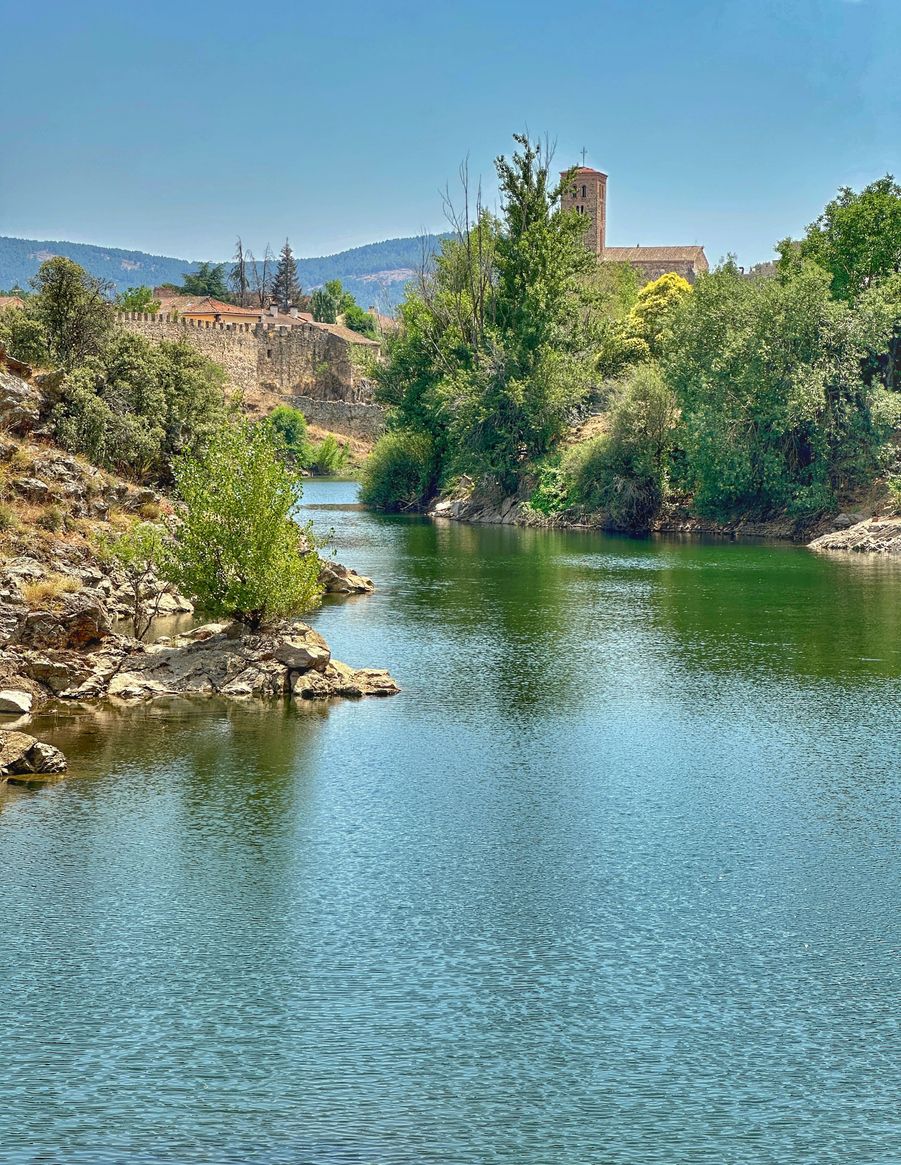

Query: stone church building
left=566, top=166, right=708, bottom=284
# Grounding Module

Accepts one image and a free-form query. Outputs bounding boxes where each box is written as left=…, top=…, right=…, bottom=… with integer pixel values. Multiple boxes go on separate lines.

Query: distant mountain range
left=0, top=233, right=450, bottom=313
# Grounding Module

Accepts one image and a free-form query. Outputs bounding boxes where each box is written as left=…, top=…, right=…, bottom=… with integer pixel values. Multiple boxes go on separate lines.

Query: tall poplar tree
left=271, top=239, right=302, bottom=310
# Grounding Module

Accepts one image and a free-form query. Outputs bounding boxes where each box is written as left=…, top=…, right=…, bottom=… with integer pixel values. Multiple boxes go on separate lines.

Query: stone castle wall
left=117, top=312, right=383, bottom=438
left=630, top=259, right=703, bottom=285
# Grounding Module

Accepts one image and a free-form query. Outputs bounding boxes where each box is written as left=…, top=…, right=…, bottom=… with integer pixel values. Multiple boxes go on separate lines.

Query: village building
left=565, top=166, right=709, bottom=284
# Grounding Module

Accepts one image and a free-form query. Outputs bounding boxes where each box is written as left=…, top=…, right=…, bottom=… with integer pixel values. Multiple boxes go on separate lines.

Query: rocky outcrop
left=99, top=620, right=398, bottom=703
left=319, top=559, right=374, bottom=594
left=808, top=516, right=901, bottom=555
left=0, top=729, right=67, bottom=783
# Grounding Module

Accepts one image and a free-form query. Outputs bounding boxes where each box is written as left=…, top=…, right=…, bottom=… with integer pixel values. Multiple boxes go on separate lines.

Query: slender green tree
left=271, top=239, right=302, bottom=310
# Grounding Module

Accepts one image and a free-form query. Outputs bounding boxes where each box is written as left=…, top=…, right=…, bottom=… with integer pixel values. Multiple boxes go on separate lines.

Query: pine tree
left=271, top=239, right=302, bottom=310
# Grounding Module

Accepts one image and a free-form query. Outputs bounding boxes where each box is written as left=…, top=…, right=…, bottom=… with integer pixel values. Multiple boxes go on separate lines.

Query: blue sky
left=2, top=0, right=898, bottom=266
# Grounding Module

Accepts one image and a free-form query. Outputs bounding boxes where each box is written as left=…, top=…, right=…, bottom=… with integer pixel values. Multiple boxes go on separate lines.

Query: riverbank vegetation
left=363, top=138, right=901, bottom=529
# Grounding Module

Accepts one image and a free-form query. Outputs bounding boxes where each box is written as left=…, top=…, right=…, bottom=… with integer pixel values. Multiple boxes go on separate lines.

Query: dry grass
left=21, top=573, right=81, bottom=608
left=138, top=500, right=162, bottom=520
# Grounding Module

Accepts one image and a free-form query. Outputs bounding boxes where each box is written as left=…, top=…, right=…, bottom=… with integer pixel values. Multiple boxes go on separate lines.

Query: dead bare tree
left=229, top=237, right=250, bottom=305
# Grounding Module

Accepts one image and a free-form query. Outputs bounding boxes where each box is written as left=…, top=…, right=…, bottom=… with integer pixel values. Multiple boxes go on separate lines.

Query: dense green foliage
left=265, top=405, right=313, bottom=466
left=566, top=364, right=677, bottom=527
left=663, top=261, right=891, bottom=518
left=367, top=151, right=901, bottom=528
left=115, top=286, right=160, bottom=313
left=167, top=421, right=322, bottom=629
left=360, top=431, right=436, bottom=512
left=29, top=257, right=114, bottom=369
left=310, top=285, right=338, bottom=323
left=311, top=279, right=378, bottom=337
left=372, top=134, right=598, bottom=500
left=180, top=262, right=230, bottom=299
left=51, top=331, right=227, bottom=478
left=0, top=258, right=227, bottom=479
left=307, top=433, right=350, bottom=476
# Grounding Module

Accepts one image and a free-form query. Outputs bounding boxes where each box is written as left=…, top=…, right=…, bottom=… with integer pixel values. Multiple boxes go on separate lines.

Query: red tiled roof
left=180, top=297, right=259, bottom=316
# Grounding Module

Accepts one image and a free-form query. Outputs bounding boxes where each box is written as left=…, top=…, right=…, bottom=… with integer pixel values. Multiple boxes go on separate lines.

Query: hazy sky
left=2, top=0, right=898, bottom=266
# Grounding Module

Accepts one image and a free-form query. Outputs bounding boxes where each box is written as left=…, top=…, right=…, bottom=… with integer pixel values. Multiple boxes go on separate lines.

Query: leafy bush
left=0, top=306, right=48, bottom=366
left=37, top=504, right=66, bottom=533
left=308, top=434, right=350, bottom=476
left=166, top=421, right=322, bottom=629
left=665, top=261, right=890, bottom=519
left=115, top=286, right=161, bottom=313
left=0, top=502, right=18, bottom=533
left=565, top=365, right=677, bottom=529
left=50, top=331, right=226, bottom=479
left=527, top=456, right=573, bottom=515
left=265, top=405, right=312, bottom=466
left=98, top=521, right=168, bottom=640
left=886, top=475, right=901, bottom=515
left=360, top=430, right=436, bottom=511
left=343, top=303, right=378, bottom=338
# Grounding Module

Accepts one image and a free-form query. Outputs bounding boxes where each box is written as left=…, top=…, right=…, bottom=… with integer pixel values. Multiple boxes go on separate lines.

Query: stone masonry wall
left=118, top=313, right=384, bottom=439
left=291, top=397, right=385, bottom=441
left=630, top=259, right=703, bottom=285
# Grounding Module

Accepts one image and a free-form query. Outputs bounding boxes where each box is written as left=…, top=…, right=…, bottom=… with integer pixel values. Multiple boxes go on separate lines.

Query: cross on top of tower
left=580, top=146, right=588, bottom=166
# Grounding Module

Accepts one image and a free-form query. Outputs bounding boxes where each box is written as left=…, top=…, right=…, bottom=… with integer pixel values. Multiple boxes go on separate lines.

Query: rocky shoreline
left=0, top=346, right=398, bottom=788
left=429, top=483, right=901, bottom=553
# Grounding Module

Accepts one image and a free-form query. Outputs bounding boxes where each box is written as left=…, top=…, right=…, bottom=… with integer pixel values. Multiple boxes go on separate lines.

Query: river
left=1, top=479, right=899, bottom=1164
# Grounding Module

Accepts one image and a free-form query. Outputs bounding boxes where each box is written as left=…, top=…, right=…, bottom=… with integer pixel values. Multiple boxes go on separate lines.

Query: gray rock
left=0, top=729, right=67, bottom=778
left=15, top=592, right=112, bottom=650
left=272, top=624, right=331, bottom=671
left=319, top=559, right=375, bottom=595
left=0, top=689, right=33, bottom=714
left=809, top=517, right=901, bottom=556
left=0, top=370, right=42, bottom=433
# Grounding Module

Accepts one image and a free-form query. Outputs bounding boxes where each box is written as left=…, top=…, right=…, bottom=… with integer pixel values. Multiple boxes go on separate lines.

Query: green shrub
left=565, top=435, right=663, bottom=529
left=527, top=456, right=573, bottom=515
left=264, top=405, right=312, bottom=466
left=564, top=364, right=677, bottom=529
left=309, top=434, right=350, bottom=476
left=886, top=474, right=901, bottom=515
left=50, top=331, right=226, bottom=480
left=0, top=502, right=17, bottom=532
left=165, top=420, right=322, bottom=629
left=0, top=306, right=49, bottom=366
left=37, top=504, right=66, bottom=533
left=360, top=430, right=435, bottom=512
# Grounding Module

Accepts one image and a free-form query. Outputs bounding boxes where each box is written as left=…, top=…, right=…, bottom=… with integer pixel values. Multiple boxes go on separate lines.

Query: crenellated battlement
left=116, top=309, right=384, bottom=439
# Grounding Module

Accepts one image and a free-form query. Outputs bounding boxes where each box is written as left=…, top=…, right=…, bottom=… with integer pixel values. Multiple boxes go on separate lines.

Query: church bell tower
left=563, top=165, right=607, bottom=257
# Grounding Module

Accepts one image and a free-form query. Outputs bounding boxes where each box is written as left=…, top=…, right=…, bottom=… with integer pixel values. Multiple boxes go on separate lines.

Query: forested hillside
left=0, top=234, right=448, bottom=312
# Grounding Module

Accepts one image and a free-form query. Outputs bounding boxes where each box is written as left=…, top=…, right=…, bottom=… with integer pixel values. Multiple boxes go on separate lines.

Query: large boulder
left=0, top=369, right=42, bottom=433
left=15, top=591, right=112, bottom=650
left=0, top=729, right=67, bottom=778
left=271, top=623, right=331, bottom=671
left=0, top=689, right=33, bottom=714
left=319, top=560, right=375, bottom=595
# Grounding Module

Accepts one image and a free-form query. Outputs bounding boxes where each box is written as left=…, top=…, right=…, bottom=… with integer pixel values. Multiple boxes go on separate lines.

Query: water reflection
left=2, top=484, right=899, bottom=1165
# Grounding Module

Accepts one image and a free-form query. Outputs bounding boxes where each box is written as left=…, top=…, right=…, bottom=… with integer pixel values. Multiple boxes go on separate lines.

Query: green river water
left=1, top=479, right=899, bottom=1164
